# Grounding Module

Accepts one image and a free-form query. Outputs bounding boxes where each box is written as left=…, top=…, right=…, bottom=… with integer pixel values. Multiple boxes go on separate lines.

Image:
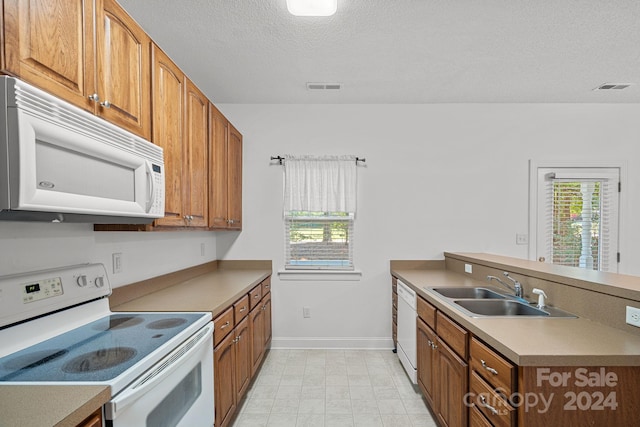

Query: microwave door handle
left=145, top=161, right=156, bottom=213
left=104, top=323, right=213, bottom=419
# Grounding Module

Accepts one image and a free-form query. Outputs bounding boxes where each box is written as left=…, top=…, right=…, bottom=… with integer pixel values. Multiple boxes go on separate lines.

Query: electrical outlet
left=303, top=307, right=311, bottom=318
left=626, top=306, right=640, bottom=328
left=465, top=264, right=473, bottom=274
left=112, top=253, right=123, bottom=274
left=516, top=234, right=529, bottom=245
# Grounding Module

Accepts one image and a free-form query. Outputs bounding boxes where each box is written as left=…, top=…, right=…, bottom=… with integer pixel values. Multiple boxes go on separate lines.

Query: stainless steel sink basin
left=455, top=299, right=548, bottom=316
left=430, top=287, right=506, bottom=299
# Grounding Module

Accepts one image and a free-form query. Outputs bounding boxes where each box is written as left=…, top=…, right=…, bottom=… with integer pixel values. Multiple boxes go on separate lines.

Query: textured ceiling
left=118, top=0, right=640, bottom=103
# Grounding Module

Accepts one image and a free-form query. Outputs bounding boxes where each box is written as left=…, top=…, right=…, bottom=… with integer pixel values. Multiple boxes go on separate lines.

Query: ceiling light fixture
left=286, top=0, right=337, bottom=16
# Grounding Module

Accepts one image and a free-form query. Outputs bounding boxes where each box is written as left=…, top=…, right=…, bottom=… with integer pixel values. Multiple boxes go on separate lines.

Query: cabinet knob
left=100, top=100, right=111, bottom=108
left=88, top=93, right=100, bottom=102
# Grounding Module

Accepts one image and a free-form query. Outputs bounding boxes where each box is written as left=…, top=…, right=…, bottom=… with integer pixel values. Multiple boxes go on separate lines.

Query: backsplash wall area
left=0, top=222, right=217, bottom=288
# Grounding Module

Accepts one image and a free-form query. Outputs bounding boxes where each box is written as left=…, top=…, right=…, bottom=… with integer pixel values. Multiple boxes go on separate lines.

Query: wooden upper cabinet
left=2, top=0, right=96, bottom=111
left=95, top=0, right=151, bottom=139
left=184, top=80, right=209, bottom=227
left=227, top=123, right=243, bottom=229
left=2, top=0, right=151, bottom=139
left=151, top=44, right=186, bottom=227
left=209, top=104, right=243, bottom=230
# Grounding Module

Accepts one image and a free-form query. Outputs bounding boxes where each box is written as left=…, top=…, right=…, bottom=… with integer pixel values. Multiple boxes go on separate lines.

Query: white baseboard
left=271, top=337, right=395, bottom=350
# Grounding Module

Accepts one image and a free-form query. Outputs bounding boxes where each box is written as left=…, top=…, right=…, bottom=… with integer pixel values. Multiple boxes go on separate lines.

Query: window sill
left=278, top=269, right=362, bottom=281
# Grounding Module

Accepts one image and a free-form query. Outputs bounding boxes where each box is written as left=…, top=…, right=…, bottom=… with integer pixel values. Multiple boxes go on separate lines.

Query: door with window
left=532, top=166, right=620, bottom=272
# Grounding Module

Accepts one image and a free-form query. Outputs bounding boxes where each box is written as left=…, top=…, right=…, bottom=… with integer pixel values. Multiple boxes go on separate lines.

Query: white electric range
left=0, top=264, right=214, bottom=426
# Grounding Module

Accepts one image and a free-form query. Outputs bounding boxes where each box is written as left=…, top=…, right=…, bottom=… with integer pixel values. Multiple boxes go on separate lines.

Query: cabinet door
left=234, top=316, right=251, bottom=402
left=76, top=408, right=102, bottom=427
left=227, top=123, right=243, bottom=229
left=249, top=304, right=265, bottom=377
left=208, top=104, right=229, bottom=228
left=262, top=292, right=272, bottom=349
left=95, top=0, right=150, bottom=139
left=417, top=317, right=437, bottom=409
left=184, top=79, right=208, bottom=227
left=437, top=339, right=468, bottom=427
left=214, top=331, right=236, bottom=427
left=2, top=0, right=95, bottom=111
left=151, top=44, right=186, bottom=227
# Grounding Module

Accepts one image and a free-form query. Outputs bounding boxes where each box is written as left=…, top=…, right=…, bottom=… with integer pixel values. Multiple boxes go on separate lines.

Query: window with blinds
left=285, top=211, right=354, bottom=270
left=537, top=167, right=619, bottom=272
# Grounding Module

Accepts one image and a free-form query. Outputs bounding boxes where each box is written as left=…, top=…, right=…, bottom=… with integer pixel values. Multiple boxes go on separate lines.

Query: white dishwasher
left=396, top=280, right=417, bottom=384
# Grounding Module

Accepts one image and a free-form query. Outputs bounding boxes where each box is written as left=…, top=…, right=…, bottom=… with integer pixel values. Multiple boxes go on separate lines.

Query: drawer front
left=470, top=337, right=515, bottom=395
left=234, top=295, right=250, bottom=323
left=261, top=276, right=272, bottom=295
left=469, top=405, right=493, bottom=427
left=436, top=311, right=468, bottom=359
left=213, top=306, right=235, bottom=347
left=417, top=296, right=436, bottom=329
left=249, top=284, right=263, bottom=310
left=470, top=370, right=515, bottom=427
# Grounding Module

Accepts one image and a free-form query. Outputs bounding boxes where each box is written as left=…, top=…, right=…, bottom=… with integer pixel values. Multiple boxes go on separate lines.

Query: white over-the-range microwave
left=0, top=76, right=165, bottom=224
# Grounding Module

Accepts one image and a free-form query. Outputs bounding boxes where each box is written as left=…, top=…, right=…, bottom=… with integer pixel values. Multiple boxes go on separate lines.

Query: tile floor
left=231, top=349, right=438, bottom=427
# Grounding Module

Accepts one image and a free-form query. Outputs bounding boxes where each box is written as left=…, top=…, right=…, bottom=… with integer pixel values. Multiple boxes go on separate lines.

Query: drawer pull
left=479, top=395, right=499, bottom=415
left=239, top=306, right=247, bottom=312
left=254, top=294, right=260, bottom=299
left=481, top=359, right=499, bottom=375
left=220, top=321, right=230, bottom=329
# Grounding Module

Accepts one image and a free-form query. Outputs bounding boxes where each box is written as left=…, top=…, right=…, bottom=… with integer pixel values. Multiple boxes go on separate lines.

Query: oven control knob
left=76, top=275, right=88, bottom=287
left=95, top=276, right=105, bottom=288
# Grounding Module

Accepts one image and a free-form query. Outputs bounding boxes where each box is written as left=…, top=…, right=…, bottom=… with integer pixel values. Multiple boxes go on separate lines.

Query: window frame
left=528, top=160, right=624, bottom=273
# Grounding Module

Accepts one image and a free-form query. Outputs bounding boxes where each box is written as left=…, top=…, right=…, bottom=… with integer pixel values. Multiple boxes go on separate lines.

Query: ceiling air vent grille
left=306, top=82, right=342, bottom=91
left=593, top=83, right=633, bottom=90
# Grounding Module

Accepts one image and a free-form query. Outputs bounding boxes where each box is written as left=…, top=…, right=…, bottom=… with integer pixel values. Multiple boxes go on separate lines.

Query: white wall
left=0, top=223, right=217, bottom=288
left=217, top=103, right=640, bottom=349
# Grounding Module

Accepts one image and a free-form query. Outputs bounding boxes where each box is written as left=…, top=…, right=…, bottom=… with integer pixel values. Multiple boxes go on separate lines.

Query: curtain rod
left=270, top=156, right=366, bottom=165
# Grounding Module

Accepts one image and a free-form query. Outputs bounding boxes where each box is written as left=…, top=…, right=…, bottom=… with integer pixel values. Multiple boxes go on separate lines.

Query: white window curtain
left=283, top=155, right=357, bottom=215
left=283, top=155, right=358, bottom=270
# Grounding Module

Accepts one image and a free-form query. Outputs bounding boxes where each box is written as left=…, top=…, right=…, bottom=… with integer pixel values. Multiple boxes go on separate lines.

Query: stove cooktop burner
left=62, top=347, right=137, bottom=373
left=0, top=312, right=207, bottom=384
left=146, top=317, right=187, bottom=330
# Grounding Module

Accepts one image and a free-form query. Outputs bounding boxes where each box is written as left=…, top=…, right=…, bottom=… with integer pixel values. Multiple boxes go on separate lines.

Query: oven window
left=146, top=363, right=202, bottom=427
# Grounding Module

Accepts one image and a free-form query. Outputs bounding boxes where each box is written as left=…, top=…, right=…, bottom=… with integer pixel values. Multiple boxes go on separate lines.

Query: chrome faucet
left=486, top=272, right=523, bottom=298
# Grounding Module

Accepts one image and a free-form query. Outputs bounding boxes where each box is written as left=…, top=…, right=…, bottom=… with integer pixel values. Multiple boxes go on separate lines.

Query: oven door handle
left=105, top=322, right=213, bottom=419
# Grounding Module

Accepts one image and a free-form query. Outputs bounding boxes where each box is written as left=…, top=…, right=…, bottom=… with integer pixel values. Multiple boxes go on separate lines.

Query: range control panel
left=0, top=264, right=111, bottom=328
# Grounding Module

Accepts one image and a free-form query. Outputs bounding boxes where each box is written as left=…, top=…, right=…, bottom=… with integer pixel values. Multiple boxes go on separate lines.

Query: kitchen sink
left=423, top=286, right=577, bottom=318
left=430, top=287, right=506, bottom=299
left=455, top=299, right=548, bottom=316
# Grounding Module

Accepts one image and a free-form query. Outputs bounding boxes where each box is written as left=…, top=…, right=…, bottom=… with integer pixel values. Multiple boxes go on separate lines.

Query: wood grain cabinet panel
left=183, top=79, right=208, bottom=227
left=209, top=104, right=243, bottom=230
left=436, top=338, right=468, bottom=427
left=249, top=302, right=265, bottom=377
left=214, top=330, right=236, bottom=427
left=2, top=0, right=95, bottom=111
left=234, top=316, right=250, bottom=403
left=95, top=0, right=150, bottom=139
left=262, top=291, right=272, bottom=349
left=150, top=44, right=186, bottom=227
left=75, top=408, right=102, bottom=427
left=417, top=317, right=437, bottom=409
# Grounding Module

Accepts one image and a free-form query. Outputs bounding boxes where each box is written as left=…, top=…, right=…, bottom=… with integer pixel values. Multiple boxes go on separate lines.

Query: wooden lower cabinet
left=214, top=277, right=272, bottom=427
left=437, top=339, right=468, bottom=427
left=214, top=329, right=236, bottom=427
left=249, top=300, right=265, bottom=376
left=76, top=409, right=102, bottom=427
left=417, top=317, right=437, bottom=409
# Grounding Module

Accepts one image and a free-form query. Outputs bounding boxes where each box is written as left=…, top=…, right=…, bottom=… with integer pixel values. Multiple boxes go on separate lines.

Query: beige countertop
left=111, top=269, right=271, bottom=317
left=0, top=385, right=110, bottom=427
left=393, top=268, right=640, bottom=366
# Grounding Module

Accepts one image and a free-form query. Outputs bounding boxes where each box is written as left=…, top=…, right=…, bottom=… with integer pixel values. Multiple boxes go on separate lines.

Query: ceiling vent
left=593, top=83, right=634, bottom=91
left=306, top=82, right=342, bottom=91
